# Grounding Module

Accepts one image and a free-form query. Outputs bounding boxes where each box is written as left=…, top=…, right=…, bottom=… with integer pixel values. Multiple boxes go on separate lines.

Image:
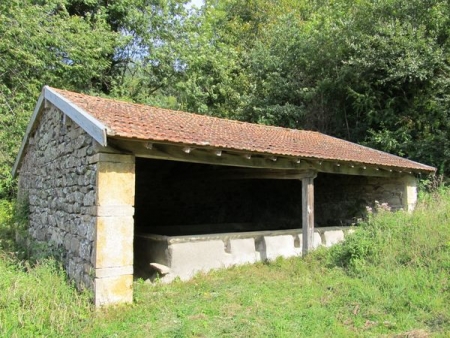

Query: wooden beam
left=109, top=139, right=314, bottom=170
left=174, top=168, right=317, bottom=181
left=215, top=169, right=317, bottom=180
left=302, top=177, right=315, bottom=255
left=108, top=138, right=406, bottom=177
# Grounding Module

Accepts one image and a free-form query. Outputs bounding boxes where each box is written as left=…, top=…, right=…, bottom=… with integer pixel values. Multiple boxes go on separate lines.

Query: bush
left=328, top=189, right=450, bottom=276
left=0, top=199, right=15, bottom=251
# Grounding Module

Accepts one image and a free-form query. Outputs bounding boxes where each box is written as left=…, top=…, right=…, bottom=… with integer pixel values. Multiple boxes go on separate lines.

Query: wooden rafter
left=108, top=138, right=405, bottom=177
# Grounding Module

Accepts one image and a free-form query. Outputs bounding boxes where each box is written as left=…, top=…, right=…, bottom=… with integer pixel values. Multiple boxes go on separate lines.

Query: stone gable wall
left=18, top=104, right=99, bottom=290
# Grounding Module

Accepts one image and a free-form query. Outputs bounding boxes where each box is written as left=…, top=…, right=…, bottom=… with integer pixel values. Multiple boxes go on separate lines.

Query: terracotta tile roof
left=52, top=87, right=435, bottom=173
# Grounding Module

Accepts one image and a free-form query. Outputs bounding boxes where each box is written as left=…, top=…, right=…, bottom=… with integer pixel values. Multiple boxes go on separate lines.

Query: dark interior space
left=134, top=158, right=303, bottom=236
left=315, top=173, right=370, bottom=226
left=134, top=159, right=368, bottom=236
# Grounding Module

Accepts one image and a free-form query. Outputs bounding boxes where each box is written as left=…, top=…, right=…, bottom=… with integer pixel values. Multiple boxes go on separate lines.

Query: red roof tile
left=52, top=88, right=435, bottom=173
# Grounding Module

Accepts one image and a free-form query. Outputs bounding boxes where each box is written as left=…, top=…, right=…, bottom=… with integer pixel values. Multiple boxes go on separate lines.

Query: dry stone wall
left=315, top=173, right=417, bottom=226
left=18, top=105, right=99, bottom=290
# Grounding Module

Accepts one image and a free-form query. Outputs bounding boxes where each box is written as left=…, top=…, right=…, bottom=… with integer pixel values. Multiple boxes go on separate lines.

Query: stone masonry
left=315, top=173, right=418, bottom=226
left=17, top=104, right=135, bottom=306
left=18, top=105, right=98, bottom=289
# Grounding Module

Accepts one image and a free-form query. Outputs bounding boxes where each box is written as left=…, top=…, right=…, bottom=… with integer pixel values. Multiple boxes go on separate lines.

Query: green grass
left=0, top=190, right=449, bottom=337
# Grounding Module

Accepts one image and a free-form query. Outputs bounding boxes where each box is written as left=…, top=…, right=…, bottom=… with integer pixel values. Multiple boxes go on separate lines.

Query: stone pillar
left=302, top=176, right=315, bottom=255
left=402, top=174, right=418, bottom=212
left=93, top=153, right=135, bottom=307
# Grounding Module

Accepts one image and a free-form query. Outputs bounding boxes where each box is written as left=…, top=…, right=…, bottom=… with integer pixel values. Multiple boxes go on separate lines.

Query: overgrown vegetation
left=0, top=189, right=449, bottom=337
left=2, top=0, right=450, bottom=199
left=1, top=1, right=448, bottom=335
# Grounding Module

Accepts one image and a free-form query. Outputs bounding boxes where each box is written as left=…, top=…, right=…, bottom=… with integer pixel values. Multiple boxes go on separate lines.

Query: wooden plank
left=166, top=167, right=318, bottom=181
left=206, top=168, right=316, bottom=180
left=109, top=139, right=314, bottom=170
left=215, top=169, right=316, bottom=180
left=302, top=177, right=315, bottom=255
left=108, top=138, right=404, bottom=177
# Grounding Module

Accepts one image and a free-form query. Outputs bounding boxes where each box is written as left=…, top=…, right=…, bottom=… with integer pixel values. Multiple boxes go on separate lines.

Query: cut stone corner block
left=94, top=274, right=133, bottom=307
left=402, top=174, right=418, bottom=212
left=93, top=152, right=136, bottom=307
left=95, top=216, right=134, bottom=269
left=96, top=156, right=136, bottom=207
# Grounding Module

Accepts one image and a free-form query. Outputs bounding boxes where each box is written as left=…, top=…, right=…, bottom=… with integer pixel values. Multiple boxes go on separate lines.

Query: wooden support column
left=302, top=175, right=316, bottom=255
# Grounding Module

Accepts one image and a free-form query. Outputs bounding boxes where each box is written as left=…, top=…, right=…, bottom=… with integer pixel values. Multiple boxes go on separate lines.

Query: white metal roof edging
left=12, top=86, right=108, bottom=177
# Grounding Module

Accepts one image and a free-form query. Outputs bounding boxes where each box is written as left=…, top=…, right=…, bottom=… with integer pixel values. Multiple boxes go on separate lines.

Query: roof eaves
left=110, top=136, right=435, bottom=175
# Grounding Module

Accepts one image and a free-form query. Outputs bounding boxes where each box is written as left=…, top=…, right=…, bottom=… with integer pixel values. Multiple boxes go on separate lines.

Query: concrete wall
left=17, top=104, right=136, bottom=306
left=135, top=227, right=351, bottom=282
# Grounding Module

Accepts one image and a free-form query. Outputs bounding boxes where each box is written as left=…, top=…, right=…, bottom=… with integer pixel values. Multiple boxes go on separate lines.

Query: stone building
left=12, top=86, right=435, bottom=306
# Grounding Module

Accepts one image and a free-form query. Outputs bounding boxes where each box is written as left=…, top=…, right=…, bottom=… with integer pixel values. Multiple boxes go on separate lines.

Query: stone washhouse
left=13, top=86, right=435, bottom=306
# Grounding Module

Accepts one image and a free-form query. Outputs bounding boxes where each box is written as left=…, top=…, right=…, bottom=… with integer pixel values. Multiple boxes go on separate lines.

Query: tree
left=237, top=0, right=450, bottom=174
left=61, top=0, right=193, bottom=98
left=0, top=0, right=116, bottom=198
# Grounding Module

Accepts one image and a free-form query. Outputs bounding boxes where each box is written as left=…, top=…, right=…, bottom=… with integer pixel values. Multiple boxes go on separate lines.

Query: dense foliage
left=1, top=0, right=449, bottom=198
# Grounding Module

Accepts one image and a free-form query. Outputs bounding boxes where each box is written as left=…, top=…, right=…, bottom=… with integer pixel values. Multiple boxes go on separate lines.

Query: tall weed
left=0, top=258, right=93, bottom=337
left=329, top=190, right=450, bottom=275
left=0, top=199, right=15, bottom=252
left=327, top=188, right=450, bottom=333
left=0, top=189, right=449, bottom=336
left=0, top=199, right=93, bottom=337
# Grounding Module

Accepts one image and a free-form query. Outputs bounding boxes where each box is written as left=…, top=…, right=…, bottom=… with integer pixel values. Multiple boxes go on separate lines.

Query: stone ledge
left=136, top=227, right=355, bottom=283
left=323, top=230, right=345, bottom=247
left=88, top=153, right=135, bottom=164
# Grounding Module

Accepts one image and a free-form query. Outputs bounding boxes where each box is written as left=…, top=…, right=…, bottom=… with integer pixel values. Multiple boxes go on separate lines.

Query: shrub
left=0, top=199, right=15, bottom=251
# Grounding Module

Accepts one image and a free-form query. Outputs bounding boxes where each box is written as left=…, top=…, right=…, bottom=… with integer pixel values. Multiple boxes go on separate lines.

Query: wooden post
left=302, top=176, right=315, bottom=255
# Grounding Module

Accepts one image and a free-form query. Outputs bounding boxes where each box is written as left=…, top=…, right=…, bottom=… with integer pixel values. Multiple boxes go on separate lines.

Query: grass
left=0, top=190, right=449, bottom=337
